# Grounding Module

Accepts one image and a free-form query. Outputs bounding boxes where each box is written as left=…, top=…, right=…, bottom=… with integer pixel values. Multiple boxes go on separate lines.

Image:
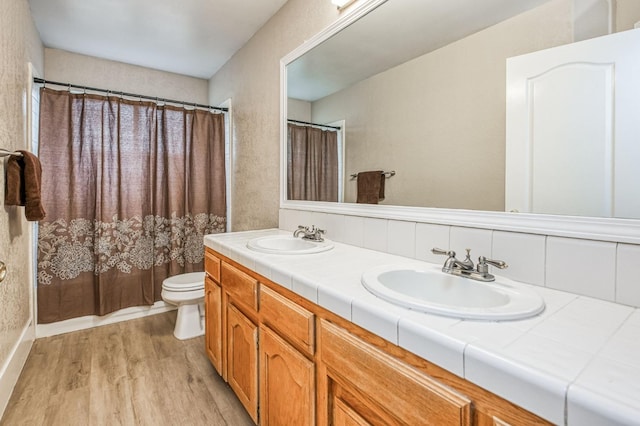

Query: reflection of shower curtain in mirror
left=287, top=123, right=338, bottom=202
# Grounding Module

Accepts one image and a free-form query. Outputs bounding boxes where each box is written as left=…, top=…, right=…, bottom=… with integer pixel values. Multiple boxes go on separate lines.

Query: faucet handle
left=477, top=256, right=508, bottom=272
left=431, top=247, right=455, bottom=257
left=464, top=248, right=472, bottom=261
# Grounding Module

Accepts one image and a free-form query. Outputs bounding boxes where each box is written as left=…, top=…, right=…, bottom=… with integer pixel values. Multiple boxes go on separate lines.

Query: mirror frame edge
left=279, top=0, right=640, bottom=245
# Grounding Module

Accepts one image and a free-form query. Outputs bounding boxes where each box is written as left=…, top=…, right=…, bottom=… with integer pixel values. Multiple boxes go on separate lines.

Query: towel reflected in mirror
left=356, top=170, right=385, bottom=204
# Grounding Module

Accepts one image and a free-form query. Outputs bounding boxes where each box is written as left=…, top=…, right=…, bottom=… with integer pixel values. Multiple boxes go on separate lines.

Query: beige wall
left=0, top=0, right=43, bottom=388
left=208, top=0, right=340, bottom=231
left=45, top=49, right=209, bottom=104
left=287, top=98, right=311, bottom=122
left=616, top=0, right=640, bottom=31
left=311, top=0, right=574, bottom=209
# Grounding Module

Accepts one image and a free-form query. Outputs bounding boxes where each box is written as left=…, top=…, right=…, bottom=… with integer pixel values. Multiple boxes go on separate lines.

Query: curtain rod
left=33, top=78, right=228, bottom=112
left=287, top=119, right=341, bottom=130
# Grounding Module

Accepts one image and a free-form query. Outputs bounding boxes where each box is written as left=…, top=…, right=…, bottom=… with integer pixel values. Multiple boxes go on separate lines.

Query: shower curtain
left=36, top=88, right=226, bottom=324
left=287, top=123, right=339, bottom=202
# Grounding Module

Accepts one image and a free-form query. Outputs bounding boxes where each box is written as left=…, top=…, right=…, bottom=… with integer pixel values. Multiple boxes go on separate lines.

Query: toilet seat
left=162, top=272, right=205, bottom=292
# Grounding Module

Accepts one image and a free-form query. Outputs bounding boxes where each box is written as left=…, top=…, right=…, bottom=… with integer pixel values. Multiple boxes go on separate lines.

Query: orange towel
left=4, top=150, right=46, bottom=221
left=356, top=170, right=385, bottom=204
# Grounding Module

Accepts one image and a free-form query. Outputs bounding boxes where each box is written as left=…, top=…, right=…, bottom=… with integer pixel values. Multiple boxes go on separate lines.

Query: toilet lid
left=162, top=272, right=205, bottom=291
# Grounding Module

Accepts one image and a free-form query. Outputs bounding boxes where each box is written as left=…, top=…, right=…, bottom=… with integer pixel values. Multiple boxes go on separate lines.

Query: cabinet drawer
left=221, top=262, right=258, bottom=311
left=260, top=285, right=315, bottom=356
left=204, top=249, right=221, bottom=282
left=319, top=319, right=471, bottom=425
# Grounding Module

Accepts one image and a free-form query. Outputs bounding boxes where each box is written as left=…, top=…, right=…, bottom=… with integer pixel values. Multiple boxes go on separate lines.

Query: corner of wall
left=0, top=321, right=35, bottom=419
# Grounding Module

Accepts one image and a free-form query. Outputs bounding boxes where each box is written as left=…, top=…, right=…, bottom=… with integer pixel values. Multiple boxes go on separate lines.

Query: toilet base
left=173, top=302, right=205, bottom=340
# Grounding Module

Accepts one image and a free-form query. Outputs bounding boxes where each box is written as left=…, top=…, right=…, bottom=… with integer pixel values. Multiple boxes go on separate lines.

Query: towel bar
left=0, top=148, right=23, bottom=158
left=350, top=170, right=395, bottom=179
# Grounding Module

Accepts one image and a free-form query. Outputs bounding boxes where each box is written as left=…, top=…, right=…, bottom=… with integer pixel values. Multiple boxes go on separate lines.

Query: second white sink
left=361, top=264, right=545, bottom=321
left=247, top=235, right=334, bottom=255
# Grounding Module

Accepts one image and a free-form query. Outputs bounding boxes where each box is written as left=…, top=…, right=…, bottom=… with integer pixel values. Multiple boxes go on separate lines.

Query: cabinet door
left=227, top=303, right=258, bottom=423
left=318, top=319, right=471, bottom=426
left=333, top=398, right=370, bottom=426
left=259, top=325, right=315, bottom=426
left=204, top=276, right=223, bottom=376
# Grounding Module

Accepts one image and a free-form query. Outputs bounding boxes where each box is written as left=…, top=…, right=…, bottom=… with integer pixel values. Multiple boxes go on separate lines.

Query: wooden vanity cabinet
left=227, top=301, right=259, bottom=423
left=204, top=252, right=259, bottom=423
left=259, top=285, right=316, bottom=425
left=204, top=247, right=551, bottom=426
left=259, top=325, right=315, bottom=425
left=204, top=276, right=223, bottom=375
left=318, top=319, right=471, bottom=425
left=204, top=251, right=222, bottom=375
left=222, top=262, right=259, bottom=423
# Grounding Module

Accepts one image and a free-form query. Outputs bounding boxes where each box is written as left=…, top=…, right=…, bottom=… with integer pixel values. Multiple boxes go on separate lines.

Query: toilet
left=161, top=272, right=206, bottom=340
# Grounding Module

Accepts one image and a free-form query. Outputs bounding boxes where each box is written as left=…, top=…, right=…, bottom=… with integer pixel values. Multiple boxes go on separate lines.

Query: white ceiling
left=29, top=0, right=288, bottom=79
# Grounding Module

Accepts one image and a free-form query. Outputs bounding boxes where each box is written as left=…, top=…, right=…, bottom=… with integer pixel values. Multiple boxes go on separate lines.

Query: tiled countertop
left=204, top=229, right=640, bottom=426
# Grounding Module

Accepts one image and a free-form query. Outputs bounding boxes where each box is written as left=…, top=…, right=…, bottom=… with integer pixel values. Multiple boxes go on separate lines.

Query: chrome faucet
left=293, top=225, right=326, bottom=242
left=431, top=248, right=507, bottom=282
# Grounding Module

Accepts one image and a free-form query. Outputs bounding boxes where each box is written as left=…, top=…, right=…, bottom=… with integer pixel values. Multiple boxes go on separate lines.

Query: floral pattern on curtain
left=37, top=213, right=225, bottom=285
left=36, top=88, right=226, bottom=323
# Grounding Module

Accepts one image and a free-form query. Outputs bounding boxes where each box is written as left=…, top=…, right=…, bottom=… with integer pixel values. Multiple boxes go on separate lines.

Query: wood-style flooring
left=1, top=311, right=253, bottom=426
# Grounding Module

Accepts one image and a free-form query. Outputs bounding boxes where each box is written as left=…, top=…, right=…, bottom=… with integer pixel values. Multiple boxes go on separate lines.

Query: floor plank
left=1, top=312, right=253, bottom=426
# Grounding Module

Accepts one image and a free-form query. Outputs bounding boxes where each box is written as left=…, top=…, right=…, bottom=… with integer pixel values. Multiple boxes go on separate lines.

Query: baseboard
left=36, top=301, right=176, bottom=338
left=0, top=320, right=35, bottom=419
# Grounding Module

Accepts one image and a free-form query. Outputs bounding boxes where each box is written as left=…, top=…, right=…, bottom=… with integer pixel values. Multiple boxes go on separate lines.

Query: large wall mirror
left=280, top=0, right=640, bottom=242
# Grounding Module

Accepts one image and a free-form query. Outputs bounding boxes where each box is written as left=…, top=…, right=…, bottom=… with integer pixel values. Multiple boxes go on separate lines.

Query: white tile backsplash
left=492, top=231, right=546, bottom=286
left=449, top=227, right=493, bottom=262
left=415, top=223, right=450, bottom=263
left=278, top=209, right=295, bottom=231
left=280, top=209, right=313, bottom=231
left=616, top=243, right=640, bottom=307
left=362, top=217, right=388, bottom=252
left=546, top=237, right=616, bottom=301
left=387, top=220, right=416, bottom=258
left=316, top=213, right=346, bottom=243
left=278, top=209, right=640, bottom=307
left=342, top=215, right=365, bottom=247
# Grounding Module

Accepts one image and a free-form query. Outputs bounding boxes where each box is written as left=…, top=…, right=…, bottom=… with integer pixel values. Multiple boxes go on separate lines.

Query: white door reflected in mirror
left=506, top=29, right=640, bottom=219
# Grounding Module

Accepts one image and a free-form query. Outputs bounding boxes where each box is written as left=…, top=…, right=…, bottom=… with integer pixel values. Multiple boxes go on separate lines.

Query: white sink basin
left=361, top=264, right=545, bottom=320
left=247, top=235, right=334, bottom=255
